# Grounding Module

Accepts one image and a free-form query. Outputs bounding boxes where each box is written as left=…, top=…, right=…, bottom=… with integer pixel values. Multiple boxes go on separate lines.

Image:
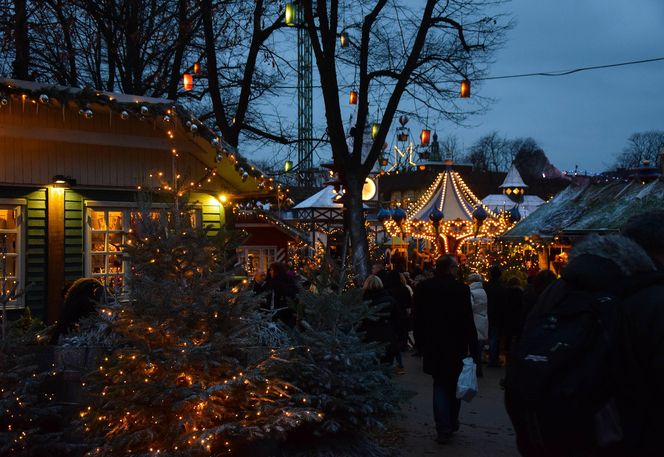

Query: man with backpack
left=505, top=232, right=658, bottom=456
left=614, top=211, right=664, bottom=454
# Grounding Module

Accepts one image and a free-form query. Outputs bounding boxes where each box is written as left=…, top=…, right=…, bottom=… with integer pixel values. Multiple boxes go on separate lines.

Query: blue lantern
left=473, top=205, right=488, bottom=223
left=428, top=208, right=443, bottom=224
left=377, top=208, right=391, bottom=222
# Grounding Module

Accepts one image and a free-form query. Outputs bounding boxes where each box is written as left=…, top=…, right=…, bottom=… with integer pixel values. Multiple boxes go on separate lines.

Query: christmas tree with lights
left=81, top=207, right=318, bottom=456
left=263, top=263, right=404, bottom=456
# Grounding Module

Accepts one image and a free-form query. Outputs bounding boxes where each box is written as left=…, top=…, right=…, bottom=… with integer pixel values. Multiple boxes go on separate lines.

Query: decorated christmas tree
left=262, top=262, right=404, bottom=456
left=81, top=207, right=319, bottom=456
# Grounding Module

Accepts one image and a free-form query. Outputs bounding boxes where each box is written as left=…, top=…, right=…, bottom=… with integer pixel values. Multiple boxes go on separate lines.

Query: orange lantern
left=183, top=73, right=194, bottom=91
left=193, top=62, right=201, bottom=75
left=420, top=128, right=431, bottom=146
left=349, top=90, right=358, bottom=105
left=340, top=32, right=349, bottom=48
left=460, top=79, right=471, bottom=98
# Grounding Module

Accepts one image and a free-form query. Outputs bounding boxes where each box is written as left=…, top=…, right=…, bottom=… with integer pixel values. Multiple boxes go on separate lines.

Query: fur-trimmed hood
left=564, top=234, right=656, bottom=291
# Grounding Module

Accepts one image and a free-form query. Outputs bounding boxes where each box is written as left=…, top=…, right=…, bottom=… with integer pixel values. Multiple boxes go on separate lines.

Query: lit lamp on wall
left=52, top=175, right=75, bottom=187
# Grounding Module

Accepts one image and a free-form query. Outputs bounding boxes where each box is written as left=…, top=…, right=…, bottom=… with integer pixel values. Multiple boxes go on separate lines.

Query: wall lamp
left=52, top=175, right=76, bottom=187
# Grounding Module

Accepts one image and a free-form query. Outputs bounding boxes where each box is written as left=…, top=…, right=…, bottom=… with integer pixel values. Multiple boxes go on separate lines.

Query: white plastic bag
left=456, top=357, right=478, bottom=402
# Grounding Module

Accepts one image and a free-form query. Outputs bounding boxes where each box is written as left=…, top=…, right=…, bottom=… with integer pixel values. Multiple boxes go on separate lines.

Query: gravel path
left=391, top=353, right=519, bottom=456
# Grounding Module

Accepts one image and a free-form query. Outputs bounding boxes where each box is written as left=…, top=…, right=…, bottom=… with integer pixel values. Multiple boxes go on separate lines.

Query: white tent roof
left=293, top=186, right=343, bottom=210
left=481, top=194, right=545, bottom=219
left=499, top=164, right=528, bottom=189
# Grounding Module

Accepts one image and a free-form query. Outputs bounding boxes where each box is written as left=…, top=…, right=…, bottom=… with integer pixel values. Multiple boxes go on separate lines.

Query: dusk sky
left=446, top=0, right=664, bottom=173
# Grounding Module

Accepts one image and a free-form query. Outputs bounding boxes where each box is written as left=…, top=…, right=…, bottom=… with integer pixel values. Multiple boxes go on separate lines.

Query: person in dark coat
left=615, top=211, right=664, bottom=454
left=414, top=255, right=479, bottom=444
left=502, top=276, right=524, bottom=364
left=50, top=277, right=104, bottom=344
left=519, top=269, right=556, bottom=338
left=265, top=262, right=298, bottom=327
left=506, top=233, right=657, bottom=457
left=383, top=270, right=412, bottom=373
left=485, top=265, right=506, bottom=367
left=361, top=275, right=400, bottom=364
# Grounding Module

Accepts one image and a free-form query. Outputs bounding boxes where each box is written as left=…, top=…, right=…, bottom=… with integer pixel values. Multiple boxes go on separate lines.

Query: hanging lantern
left=418, top=164, right=427, bottom=171
left=420, top=129, right=431, bottom=147
left=284, top=160, right=293, bottom=172
left=183, top=73, right=194, bottom=91
left=473, top=205, right=488, bottom=223
left=429, top=208, right=444, bottom=229
left=340, top=32, right=349, bottom=48
left=349, top=90, right=358, bottom=105
left=285, top=3, right=296, bottom=26
left=392, top=207, right=407, bottom=223
left=397, top=128, right=409, bottom=142
left=371, top=122, right=380, bottom=139
left=379, top=157, right=388, bottom=167
left=460, top=79, right=471, bottom=98
left=193, top=61, right=201, bottom=75
left=377, top=208, right=391, bottom=222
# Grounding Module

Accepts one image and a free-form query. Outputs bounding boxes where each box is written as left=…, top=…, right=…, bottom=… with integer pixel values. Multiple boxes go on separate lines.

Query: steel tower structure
left=297, top=6, right=313, bottom=187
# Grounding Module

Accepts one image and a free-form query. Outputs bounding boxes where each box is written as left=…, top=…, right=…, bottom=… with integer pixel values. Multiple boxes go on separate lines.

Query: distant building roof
left=499, top=164, right=528, bottom=189
left=481, top=194, right=545, bottom=219
left=293, top=186, right=343, bottom=210
left=503, top=178, right=664, bottom=240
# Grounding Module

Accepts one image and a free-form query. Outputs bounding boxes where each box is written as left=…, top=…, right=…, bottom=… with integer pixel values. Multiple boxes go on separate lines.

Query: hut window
left=0, top=203, right=24, bottom=308
left=236, top=246, right=279, bottom=277
left=86, top=208, right=132, bottom=293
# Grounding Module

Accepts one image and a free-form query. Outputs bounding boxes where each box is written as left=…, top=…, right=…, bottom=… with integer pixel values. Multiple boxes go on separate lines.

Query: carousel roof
left=407, top=168, right=494, bottom=221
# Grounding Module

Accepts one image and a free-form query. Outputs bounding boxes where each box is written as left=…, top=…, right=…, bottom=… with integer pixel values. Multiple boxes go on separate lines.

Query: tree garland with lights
left=80, top=208, right=319, bottom=456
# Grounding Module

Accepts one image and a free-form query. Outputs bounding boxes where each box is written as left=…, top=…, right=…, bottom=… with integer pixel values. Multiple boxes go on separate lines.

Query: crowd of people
left=247, top=210, right=664, bottom=456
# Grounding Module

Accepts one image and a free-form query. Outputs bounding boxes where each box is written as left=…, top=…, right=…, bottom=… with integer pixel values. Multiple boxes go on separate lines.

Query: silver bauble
left=84, top=109, right=94, bottom=119
left=399, top=115, right=409, bottom=126
left=215, top=152, right=223, bottom=162
left=140, top=105, right=149, bottom=115
left=211, top=138, right=220, bottom=147
left=162, top=115, right=171, bottom=123
left=120, top=110, right=129, bottom=120
left=190, top=123, right=198, bottom=133
left=0, top=97, right=8, bottom=106
left=39, top=94, right=49, bottom=104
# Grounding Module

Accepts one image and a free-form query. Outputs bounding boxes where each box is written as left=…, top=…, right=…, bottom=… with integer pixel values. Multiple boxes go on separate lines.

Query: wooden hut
left=0, top=79, right=282, bottom=322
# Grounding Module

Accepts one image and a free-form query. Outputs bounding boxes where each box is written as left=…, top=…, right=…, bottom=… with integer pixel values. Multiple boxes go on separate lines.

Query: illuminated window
left=236, top=247, right=278, bottom=277
left=0, top=204, right=23, bottom=308
left=86, top=204, right=201, bottom=292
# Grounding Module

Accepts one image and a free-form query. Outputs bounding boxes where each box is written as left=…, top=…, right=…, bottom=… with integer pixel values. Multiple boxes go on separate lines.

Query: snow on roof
left=503, top=178, right=664, bottom=239
left=293, top=186, right=343, bottom=210
left=481, top=194, right=545, bottom=219
left=499, top=164, right=528, bottom=189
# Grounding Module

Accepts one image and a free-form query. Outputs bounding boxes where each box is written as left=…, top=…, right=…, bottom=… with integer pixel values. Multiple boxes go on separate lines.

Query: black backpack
left=505, top=278, right=627, bottom=456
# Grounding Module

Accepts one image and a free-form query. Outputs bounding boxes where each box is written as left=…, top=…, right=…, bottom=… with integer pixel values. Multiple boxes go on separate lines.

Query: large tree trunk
left=343, top=175, right=369, bottom=283
left=12, top=0, right=30, bottom=80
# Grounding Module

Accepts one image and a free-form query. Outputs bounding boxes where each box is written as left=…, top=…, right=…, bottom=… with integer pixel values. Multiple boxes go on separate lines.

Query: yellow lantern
left=371, top=123, right=380, bottom=139
left=284, top=160, right=293, bottom=172
left=340, top=32, right=349, bottom=48
left=460, top=79, right=471, bottom=98
left=183, top=73, right=194, bottom=91
left=349, top=90, right=358, bottom=105
left=285, top=3, right=296, bottom=26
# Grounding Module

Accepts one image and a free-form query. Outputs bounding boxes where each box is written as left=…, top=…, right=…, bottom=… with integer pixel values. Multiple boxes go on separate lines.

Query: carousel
left=381, top=160, right=514, bottom=258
